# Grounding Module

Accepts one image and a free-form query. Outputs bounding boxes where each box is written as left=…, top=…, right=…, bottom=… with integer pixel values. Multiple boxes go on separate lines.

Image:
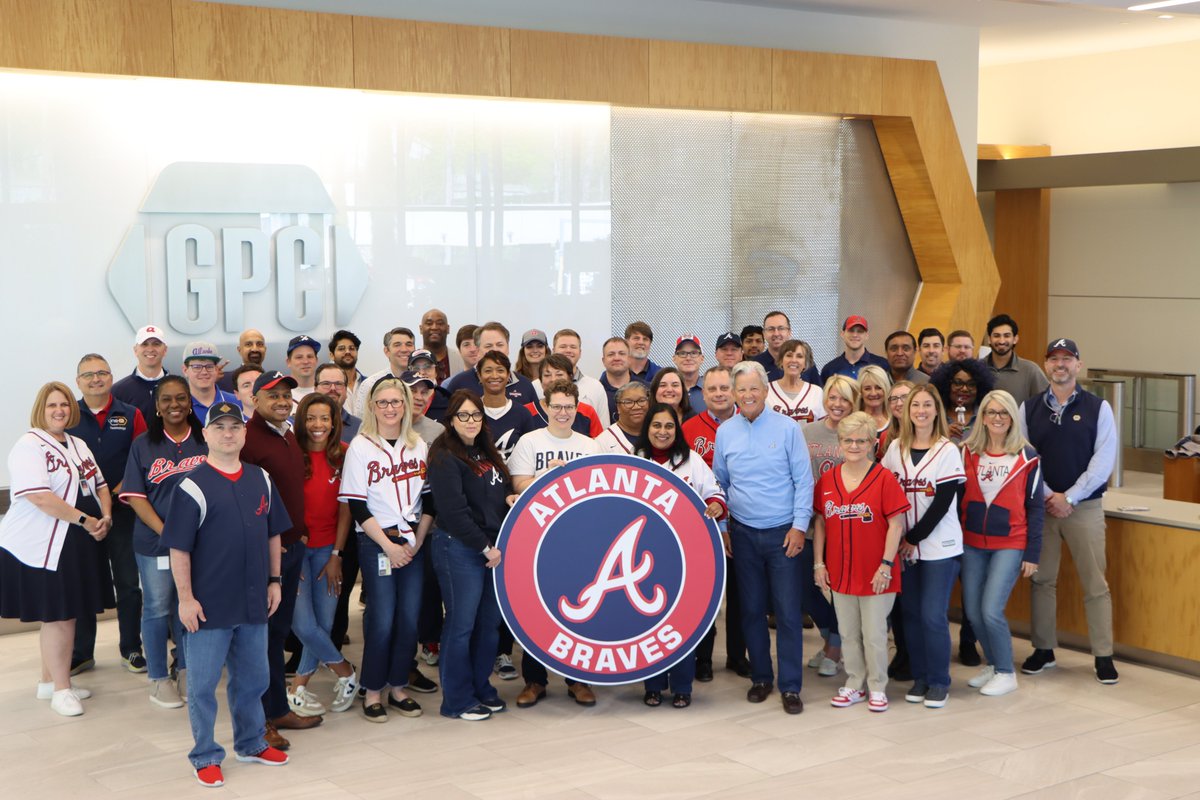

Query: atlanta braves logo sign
left=495, top=454, right=724, bottom=685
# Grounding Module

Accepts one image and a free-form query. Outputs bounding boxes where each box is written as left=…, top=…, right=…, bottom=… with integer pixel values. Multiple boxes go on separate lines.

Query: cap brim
left=257, top=376, right=299, bottom=392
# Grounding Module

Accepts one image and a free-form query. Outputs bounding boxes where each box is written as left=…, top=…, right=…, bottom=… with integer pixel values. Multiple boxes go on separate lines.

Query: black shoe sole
left=1021, top=662, right=1056, bottom=675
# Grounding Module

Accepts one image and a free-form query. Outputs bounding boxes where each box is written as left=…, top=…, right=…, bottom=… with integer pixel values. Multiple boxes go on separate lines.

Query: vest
left=68, top=396, right=140, bottom=485
left=1024, top=388, right=1105, bottom=501
left=961, top=445, right=1039, bottom=552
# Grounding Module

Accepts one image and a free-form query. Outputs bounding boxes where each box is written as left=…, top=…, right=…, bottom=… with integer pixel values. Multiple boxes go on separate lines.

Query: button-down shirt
left=713, top=407, right=814, bottom=530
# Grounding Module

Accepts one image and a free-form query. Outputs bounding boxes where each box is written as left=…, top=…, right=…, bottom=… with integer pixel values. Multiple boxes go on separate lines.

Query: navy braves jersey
left=484, top=401, right=535, bottom=462
left=120, top=430, right=209, bottom=557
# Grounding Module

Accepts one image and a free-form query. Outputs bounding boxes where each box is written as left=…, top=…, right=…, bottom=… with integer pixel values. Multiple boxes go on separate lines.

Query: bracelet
left=331, top=549, right=341, bottom=557
left=880, top=558, right=894, bottom=567
left=813, top=562, right=825, bottom=569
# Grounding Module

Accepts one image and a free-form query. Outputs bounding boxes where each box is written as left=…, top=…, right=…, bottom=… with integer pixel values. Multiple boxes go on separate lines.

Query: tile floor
left=2, top=603, right=1199, bottom=799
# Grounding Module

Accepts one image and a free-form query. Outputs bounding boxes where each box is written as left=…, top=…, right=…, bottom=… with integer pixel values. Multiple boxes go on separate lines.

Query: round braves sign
left=495, top=454, right=725, bottom=685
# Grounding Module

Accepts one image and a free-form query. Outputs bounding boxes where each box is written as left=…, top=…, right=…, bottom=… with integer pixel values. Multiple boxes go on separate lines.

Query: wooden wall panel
left=353, top=17, right=509, bottom=97
left=648, top=41, right=771, bottom=112
left=171, top=0, right=353, bottom=88
left=0, top=0, right=173, bottom=77
left=509, top=30, right=647, bottom=105
left=772, top=51, right=883, bottom=116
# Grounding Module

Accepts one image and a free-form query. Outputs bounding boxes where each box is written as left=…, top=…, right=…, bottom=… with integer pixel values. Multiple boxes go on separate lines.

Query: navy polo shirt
left=754, top=351, right=821, bottom=385
left=818, top=349, right=890, bottom=384
left=161, top=462, right=291, bottom=629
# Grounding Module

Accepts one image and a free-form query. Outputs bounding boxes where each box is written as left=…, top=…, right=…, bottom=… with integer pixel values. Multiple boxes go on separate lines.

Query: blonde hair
left=823, top=374, right=861, bottom=411
left=359, top=378, right=420, bottom=449
left=963, top=390, right=1029, bottom=456
left=857, top=365, right=892, bottom=397
left=837, top=411, right=876, bottom=442
left=31, top=382, right=80, bottom=431
left=897, top=383, right=950, bottom=456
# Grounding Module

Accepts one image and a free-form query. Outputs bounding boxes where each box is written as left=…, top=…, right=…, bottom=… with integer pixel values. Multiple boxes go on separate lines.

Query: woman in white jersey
left=768, top=339, right=825, bottom=423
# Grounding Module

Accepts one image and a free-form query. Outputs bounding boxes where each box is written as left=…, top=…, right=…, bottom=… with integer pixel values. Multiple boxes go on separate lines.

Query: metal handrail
left=1087, top=368, right=1197, bottom=442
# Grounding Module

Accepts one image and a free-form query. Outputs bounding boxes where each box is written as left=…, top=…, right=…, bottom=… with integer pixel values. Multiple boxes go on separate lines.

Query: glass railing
left=1078, top=378, right=1126, bottom=488
left=1085, top=369, right=1196, bottom=477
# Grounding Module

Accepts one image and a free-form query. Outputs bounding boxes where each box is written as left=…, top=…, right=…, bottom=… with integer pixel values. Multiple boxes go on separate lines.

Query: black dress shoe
left=695, top=660, right=714, bottom=682
left=781, top=691, right=804, bottom=715
left=747, top=682, right=773, bottom=703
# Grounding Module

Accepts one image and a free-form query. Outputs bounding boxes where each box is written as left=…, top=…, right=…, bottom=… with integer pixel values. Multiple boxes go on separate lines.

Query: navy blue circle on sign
left=536, top=496, right=683, bottom=644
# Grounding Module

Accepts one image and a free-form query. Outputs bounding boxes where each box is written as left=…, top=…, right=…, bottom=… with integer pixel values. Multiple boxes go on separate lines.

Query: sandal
left=643, top=690, right=662, bottom=707
left=672, top=693, right=692, bottom=709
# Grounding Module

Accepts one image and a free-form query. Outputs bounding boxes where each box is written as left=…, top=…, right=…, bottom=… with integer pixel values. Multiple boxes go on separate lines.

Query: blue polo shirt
left=713, top=407, right=814, bottom=531
left=818, top=349, right=890, bottom=383
left=161, top=462, right=291, bottom=629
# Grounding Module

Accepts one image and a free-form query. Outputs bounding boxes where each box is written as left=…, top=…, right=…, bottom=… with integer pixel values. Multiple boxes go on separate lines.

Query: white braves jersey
left=594, top=424, right=636, bottom=455
left=657, top=450, right=726, bottom=510
left=339, top=433, right=429, bottom=539
left=508, top=428, right=598, bottom=479
left=881, top=437, right=965, bottom=561
left=768, top=381, right=826, bottom=424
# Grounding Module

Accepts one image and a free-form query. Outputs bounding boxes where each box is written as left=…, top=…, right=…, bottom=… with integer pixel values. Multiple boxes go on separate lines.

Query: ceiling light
left=1128, top=0, right=1200, bottom=11
left=1159, top=13, right=1175, bottom=17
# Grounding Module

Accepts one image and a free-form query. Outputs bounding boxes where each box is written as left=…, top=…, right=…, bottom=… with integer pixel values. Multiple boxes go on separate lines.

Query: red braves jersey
left=816, top=463, right=909, bottom=595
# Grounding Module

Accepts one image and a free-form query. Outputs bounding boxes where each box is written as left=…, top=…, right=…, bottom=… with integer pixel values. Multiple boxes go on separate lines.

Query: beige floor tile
left=578, top=755, right=767, bottom=800
left=870, top=765, right=1034, bottom=799
left=713, top=760, right=903, bottom=799
left=976, top=736, right=1143, bottom=788
left=1013, top=773, right=1176, bottom=800
left=721, top=725, right=894, bottom=776
left=1081, top=704, right=1200, bottom=757
left=960, top=701, right=1126, bottom=749
left=1102, top=743, right=1200, bottom=798
left=861, top=730, right=1022, bottom=783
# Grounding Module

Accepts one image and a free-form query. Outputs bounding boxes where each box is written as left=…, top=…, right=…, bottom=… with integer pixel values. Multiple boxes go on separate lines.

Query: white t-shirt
left=768, top=381, right=826, bottom=424
left=508, top=428, right=598, bottom=479
left=594, top=424, right=637, bottom=455
left=881, top=437, right=965, bottom=561
left=975, top=451, right=1017, bottom=506
left=338, top=433, right=429, bottom=543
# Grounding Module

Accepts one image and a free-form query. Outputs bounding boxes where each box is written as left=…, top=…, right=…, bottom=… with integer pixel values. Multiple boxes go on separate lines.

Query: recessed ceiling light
left=1159, top=13, right=1175, bottom=17
left=1128, top=0, right=1200, bottom=11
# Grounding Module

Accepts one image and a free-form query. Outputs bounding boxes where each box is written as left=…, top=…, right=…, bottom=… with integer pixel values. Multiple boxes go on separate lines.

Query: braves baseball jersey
left=768, top=380, right=826, bottom=424
left=647, top=450, right=727, bottom=517
left=681, top=410, right=733, bottom=468
left=338, top=434, right=429, bottom=540
left=507, top=428, right=598, bottom=479
left=120, top=429, right=209, bottom=557
left=594, top=424, right=637, bottom=455
left=483, top=400, right=534, bottom=462
left=816, top=463, right=909, bottom=595
left=881, top=438, right=965, bottom=561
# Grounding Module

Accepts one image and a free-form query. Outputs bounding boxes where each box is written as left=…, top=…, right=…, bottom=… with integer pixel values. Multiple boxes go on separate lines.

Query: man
left=240, top=370, right=322, bottom=748
left=598, top=336, right=641, bottom=424
left=353, top=327, right=418, bottom=417
left=419, top=307, right=463, bottom=384
left=162, top=402, right=291, bottom=788
left=714, top=331, right=743, bottom=369
left=508, top=380, right=600, bottom=709
left=232, top=365, right=264, bottom=420
left=753, top=311, right=791, bottom=381
left=673, top=335, right=707, bottom=415
left=884, top=331, right=929, bottom=385
left=286, top=335, right=320, bottom=403
left=328, top=329, right=366, bottom=400
left=183, top=342, right=240, bottom=422
left=68, top=354, right=148, bottom=676
left=552, top=328, right=610, bottom=423
left=1019, top=338, right=1119, bottom=685
left=113, top=324, right=169, bottom=420
left=739, top=325, right=765, bottom=359
left=917, top=328, right=945, bottom=377
left=443, top=321, right=537, bottom=405
left=217, top=328, right=267, bottom=392
left=410, top=349, right=450, bottom=424
left=818, top=315, right=889, bottom=383
left=455, top=324, right=481, bottom=372
left=402, top=370, right=445, bottom=446
left=314, top=362, right=361, bottom=440
left=946, top=330, right=976, bottom=362
left=625, top=321, right=661, bottom=381
left=682, top=365, right=747, bottom=680
left=594, top=381, right=649, bottom=454
left=985, top=314, right=1048, bottom=406
left=714, top=361, right=814, bottom=715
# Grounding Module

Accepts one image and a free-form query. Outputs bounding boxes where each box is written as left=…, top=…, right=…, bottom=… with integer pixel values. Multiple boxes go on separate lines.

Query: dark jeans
left=357, top=533, right=424, bottom=692
left=730, top=518, right=805, bottom=693
left=330, top=534, right=361, bottom=651
left=262, top=541, right=304, bottom=720
left=431, top=530, right=501, bottom=717
left=418, top=543, right=444, bottom=646
left=522, top=653, right=579, bottom=687
left=695, top=554, right=745, bottom=666
left=900, top=556, right=960, bottom=690
left=74, top=502, right=142, bottom=660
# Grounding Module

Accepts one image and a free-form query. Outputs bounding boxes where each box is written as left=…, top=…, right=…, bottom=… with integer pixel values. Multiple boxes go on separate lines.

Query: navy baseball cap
left=1045, top=338, right=1080, bottom=359
left=675, top=335, right=702, bottom=353
left=253, top=370, right=298, bottom=394
left=715, top=331, right=742, bottom=349
left=409, top=349, right=436, bottom=366
left=399, top=370, right=436, bottom=390
left=287, top=335, right=319, bottom=356
left=204, top=402, right=243, bottom=427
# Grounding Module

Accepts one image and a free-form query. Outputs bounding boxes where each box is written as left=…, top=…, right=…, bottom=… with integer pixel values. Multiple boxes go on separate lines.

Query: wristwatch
left=77, top=513, right=88, bottom=526
left=331, top=549, right=342, bottom=557
left=881, top=558, right=894, bottom=567
left=268, top=576, right=282, bottom=585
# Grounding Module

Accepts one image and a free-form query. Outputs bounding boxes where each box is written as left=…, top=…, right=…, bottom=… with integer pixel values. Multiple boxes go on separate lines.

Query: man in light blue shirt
left=714, top=360, right=814, bottom=714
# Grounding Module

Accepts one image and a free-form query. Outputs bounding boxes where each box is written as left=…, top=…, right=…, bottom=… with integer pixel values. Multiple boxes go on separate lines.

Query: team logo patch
left=495, top=454, right=724, bottom=685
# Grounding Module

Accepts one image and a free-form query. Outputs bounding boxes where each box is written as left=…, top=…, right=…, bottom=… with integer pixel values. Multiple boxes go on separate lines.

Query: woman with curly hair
left=929, top=358, right=995, bottom=444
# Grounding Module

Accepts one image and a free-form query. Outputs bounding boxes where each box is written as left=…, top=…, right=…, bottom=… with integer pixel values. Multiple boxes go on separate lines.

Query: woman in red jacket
left=960, top=390, right=1043, bottom=697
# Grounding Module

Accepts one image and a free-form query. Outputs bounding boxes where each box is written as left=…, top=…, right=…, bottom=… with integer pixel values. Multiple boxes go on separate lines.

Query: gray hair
left=614, top=381, right=649, bottom=402
left=731, top=360, right=769, bottom=389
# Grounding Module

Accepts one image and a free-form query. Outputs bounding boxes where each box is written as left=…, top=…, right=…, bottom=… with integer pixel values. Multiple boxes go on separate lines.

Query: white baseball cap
left=135, top=324, right=166, bottom=345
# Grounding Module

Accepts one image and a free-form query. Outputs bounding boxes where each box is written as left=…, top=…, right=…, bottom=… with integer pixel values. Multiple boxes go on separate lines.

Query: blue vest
left=69, top=396, right=140, bottom=485
left=1024, top=388, right=1105, bottom=501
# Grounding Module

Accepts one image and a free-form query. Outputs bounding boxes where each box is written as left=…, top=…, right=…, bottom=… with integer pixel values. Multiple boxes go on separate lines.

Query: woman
left=649, top=366, right=692, bottom=422
left=338, top=378, right=429, bottom=722
left=477, top=351, right=534, bottom=462
left=0, top=382, right=112, bottom=717
left=813, top=412, right=909, bottom=712
left=768, top=340, right=824, bottom=423
left=960, top=390, right=1043, bottom=697
left=799, top=374, right=862, bottom=676
left=858, top=365, right=893, bottom=438
left=632, top=403, right=726, bottom=708
left=429, top=390, right=518, bottom=720
left=527, top=354, right=603, bottom=437
left=882, top=384, right=965, bottom=709
left=930, top=359, right=995, bottom=444
left=880, top=380, right=916, bottom=461
left=514, top=330, right=547, bottom=382
left=288, top=394, right=359, bottom=715
left=121, top=375, right=207, bottom=709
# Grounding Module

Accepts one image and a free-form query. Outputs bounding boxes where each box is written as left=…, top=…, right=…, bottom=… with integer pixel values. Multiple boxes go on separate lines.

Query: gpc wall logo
left=106, top=162, right=368, bottom=335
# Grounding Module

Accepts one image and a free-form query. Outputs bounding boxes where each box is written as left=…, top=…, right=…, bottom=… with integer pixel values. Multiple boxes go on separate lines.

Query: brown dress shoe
left=781, top=691, right=804, bottom=715
left=264, top=722, right=290, bottom=751
left=747, top=682, right=773, bottom=703
left=516, top=683, right=546, bottom=708
left=270, top=710, right=323, bottom=730
left=567, top=683, right=596, bottom=707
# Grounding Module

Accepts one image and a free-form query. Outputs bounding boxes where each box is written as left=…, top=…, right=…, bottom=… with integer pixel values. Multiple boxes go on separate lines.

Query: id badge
left=79, top=480, right=92, bottom=497
left=377, top=552, right=392, bottom=576
left=157, top=556, right=170, bottom=571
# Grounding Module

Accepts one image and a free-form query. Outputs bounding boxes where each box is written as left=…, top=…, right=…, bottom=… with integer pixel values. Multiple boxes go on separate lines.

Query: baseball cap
left=715, top=331, right=742, bottom=349
left=1045, top=337, right=1080, bottom=359
left=399, top=370, right=436, bottom=390
left=843, top=315, right=869, bottom=331
left=675, top=335, right=703, bottom=353
left=521, top=329, right=548, bottom=347
left=183, top=341, right=220, bottom=363
left=287, top=335, right=318, bottom=356
left=253, top=370, right=299, bottom=394
left=135, top=324, right=166, bottom=345
left=204, top=401, right=243, bottom=427
left=409, top=349, right=436, bottom=366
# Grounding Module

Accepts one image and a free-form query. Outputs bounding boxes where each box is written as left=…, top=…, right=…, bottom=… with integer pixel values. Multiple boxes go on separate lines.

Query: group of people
left=0, top=306, right=1119, bottom=789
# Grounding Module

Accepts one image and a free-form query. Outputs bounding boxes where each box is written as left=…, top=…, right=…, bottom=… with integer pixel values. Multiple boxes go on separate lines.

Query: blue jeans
left=357, top=533, right=424, bottom=692
left=184, top=623, right=268, bottom=769
left=292, top=544, right=347, bottom=676
left=799, top=537, right=841, bottom=648
left=900, top=556, right=960, bottom=689
left=431, top=530, right=501, bottom=717
left=961, top=546, right=1022, bottom=674
left=730, top=518, right=804, bottom=693
left=135, top=552, right=186, bottom=680
left=645, top=652, right=696, bottom=696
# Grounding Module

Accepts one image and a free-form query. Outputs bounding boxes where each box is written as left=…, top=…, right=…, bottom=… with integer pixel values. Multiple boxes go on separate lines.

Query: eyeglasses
left=675, top=351, right=702, bottom=359
left=983, top=409, right=1011, bottom=419
left=374, top=398, right=404, bottom=409
left=951, top=379, right=977, bottom=388
left=454, top=411, right=485, bottom=422
left=764, top=326, right=789, bottom=334
left=888, top=395, right=909, bottom=405
left=548, top=403, right=577, bottom=413
left=186, top=363, right=216, bottom=373
left=840, top=438, right=872, bottom=447
left=79, top=370, right=112, bottom=381
left=317, top=380, right=347, bottom=389
left=618, top=398, right=649, bottom=407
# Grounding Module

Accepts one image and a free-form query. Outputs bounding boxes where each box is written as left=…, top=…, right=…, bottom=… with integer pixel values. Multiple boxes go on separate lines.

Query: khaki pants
left=832, top=591, right=895, bottom=694
left=1029, top=499, right=1113, bottom=656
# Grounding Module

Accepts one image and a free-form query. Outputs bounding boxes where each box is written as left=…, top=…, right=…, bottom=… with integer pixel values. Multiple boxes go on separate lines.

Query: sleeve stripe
left=178, top=478, right=207, bottom=528
left=13, top=486, right=51, bottom=497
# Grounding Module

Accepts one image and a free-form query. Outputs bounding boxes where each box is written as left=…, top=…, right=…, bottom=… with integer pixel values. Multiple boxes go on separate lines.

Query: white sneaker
left=807, top=651, right=825, bottom=669
left=150, top=677, right=184, bottom=709
left=330, top=668, right=359, bottom=713
left=980, top=671, right=1019, bottom=697
left=494, top=654, right=518, bottom=681
left=50, top=688, right=83, bottom=717
left=37, top=682, right=91, bottom=700
left=818, top=657, right=842, bottom=677
left=287, top=685, right=327, bottom=717
left=177, top=669, right=187, bottom=702
left=968, top=666, right=996, bottom=689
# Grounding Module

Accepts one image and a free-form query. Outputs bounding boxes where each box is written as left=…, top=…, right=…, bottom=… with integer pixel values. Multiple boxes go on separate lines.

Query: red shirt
left=303, top=447, right=344, bottom=549
left=816, top=463, right=909, bottom=596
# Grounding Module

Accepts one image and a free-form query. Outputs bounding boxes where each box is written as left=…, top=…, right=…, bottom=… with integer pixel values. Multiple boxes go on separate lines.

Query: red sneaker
left=236, top=746, right=289, bottom=766
left=195, top=764, right=224, bottom=787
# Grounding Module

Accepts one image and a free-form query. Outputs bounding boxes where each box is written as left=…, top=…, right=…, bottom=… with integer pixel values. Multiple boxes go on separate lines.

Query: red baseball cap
left=843, top=315, right=869, bottom=331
